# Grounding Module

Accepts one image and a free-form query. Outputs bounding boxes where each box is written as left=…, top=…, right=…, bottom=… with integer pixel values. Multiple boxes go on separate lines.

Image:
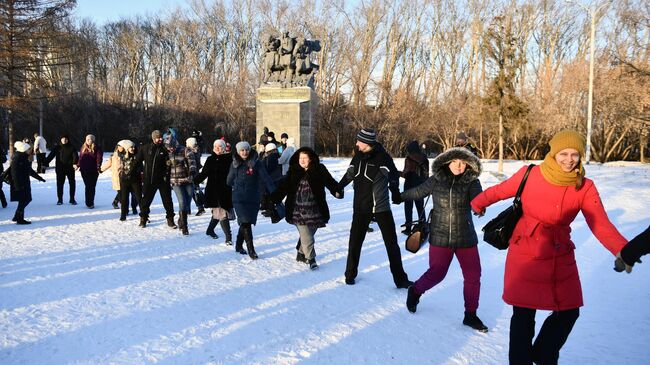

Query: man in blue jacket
left=338, top=128, right=412, bottom=288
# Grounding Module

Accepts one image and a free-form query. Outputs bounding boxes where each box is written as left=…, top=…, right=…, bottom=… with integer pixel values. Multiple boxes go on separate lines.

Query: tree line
left=1, top=0, right=648, bottom=162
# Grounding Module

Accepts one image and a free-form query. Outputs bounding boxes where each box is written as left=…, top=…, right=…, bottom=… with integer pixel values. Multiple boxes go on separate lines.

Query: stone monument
left=257, top=32, right=320, bottom=149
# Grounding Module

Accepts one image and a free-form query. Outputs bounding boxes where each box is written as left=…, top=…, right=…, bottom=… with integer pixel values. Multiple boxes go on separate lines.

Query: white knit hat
left=265, top=143, right=277, bottom=152
left=14, top=141, right=30, bottom=153
left=117, top=139, right=135, bottom=149
left=186, top=137, right=198, bottom=148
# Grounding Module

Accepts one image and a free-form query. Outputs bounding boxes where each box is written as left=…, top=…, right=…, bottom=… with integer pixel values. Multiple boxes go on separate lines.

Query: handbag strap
left=514, top=164, right=535, bottom=204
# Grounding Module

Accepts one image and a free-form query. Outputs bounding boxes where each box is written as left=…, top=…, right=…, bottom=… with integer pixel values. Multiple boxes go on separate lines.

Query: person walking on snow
left=46, top=134, right=78, bottom=205
left=471, top=130, right=631, bottom=364
left=337, top=128, right=412, bottom=288
left=402, top=147, right=488, bottom=332
left=9, top=141, right=46, bottom=224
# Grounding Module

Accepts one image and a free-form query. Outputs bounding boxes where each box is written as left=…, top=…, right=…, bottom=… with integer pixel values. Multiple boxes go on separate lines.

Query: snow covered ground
left=1, top=156, right=648, bottom=364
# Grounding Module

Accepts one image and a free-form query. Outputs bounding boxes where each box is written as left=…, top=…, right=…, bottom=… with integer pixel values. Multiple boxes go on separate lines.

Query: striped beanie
left=357, top=128, right=376, bottom=145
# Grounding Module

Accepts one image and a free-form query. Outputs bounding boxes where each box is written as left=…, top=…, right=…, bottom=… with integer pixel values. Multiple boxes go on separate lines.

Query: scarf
left=539, top=153, right=585, bottom=187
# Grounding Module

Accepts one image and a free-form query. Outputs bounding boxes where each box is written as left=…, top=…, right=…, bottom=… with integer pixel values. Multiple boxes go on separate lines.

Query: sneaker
left=69, top=200, right=77, bottom=205
left=463, top=312, right=488, bottom=333
left=406, top=286, right=421, bottom=313
left=308, top=259, right=319, bottom=270
left=345, top=277, right=355, bottom=285
left=396, top=280, right=414, bottom=289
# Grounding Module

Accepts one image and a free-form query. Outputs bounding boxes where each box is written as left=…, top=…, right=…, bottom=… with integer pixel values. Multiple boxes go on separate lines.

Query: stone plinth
left=256, top=86, right=317, bottom=149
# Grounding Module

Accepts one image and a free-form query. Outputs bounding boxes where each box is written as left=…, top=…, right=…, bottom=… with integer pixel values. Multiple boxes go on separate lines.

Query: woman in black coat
left=400, top=147, right=487, bottom=332
left=10, top=142, right=45, bottom=224
left=195, top=139, right=235, bottom=245
left=0, top=143, right=7, bottom=208
left=272, top=147, right=343, bottom=269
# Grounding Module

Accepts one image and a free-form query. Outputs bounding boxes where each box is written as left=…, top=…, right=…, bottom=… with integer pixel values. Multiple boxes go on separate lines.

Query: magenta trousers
left=413, top=245, right=482, bottom=312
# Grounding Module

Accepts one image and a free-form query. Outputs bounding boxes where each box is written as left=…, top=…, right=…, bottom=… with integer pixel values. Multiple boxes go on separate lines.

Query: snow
left=1, top=157, right=649, bottom=364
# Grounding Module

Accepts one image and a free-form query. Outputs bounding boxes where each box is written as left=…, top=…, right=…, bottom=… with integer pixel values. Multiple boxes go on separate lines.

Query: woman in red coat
left=471, top=130, right=628, bottom=365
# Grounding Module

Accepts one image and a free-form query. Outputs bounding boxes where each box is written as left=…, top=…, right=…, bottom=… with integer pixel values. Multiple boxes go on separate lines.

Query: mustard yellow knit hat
left=548, top=130, right=586, bottom=158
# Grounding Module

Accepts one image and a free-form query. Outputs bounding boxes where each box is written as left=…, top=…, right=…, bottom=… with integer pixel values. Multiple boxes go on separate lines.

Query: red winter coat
left=471, top=165, right=627, bottom=311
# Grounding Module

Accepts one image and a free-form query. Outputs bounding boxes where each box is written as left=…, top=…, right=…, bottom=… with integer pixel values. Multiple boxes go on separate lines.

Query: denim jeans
left=172, top=184, right=194, bottom=212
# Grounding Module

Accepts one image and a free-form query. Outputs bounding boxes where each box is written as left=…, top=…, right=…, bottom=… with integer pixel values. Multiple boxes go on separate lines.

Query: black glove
left=334, top=189, right=344, bottom=199
left=614, top=226, right=650, bottom=273
left=392, top=191, right=402, bottom=205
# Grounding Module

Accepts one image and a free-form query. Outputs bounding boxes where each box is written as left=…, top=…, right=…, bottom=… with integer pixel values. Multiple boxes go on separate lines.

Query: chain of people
left=1, top=127, right=649, bottom=364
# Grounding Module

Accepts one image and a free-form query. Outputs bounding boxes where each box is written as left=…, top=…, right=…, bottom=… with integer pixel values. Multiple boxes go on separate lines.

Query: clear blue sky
left=74, top=0, right=189, bottom=25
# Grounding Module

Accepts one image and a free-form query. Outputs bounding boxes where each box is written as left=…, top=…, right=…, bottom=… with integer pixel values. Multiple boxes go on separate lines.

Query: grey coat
left=401, top=147, right=482, bottom=248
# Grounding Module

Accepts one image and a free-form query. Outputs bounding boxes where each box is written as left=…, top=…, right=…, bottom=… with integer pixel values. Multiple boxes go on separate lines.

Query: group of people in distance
left=2, top=126, right=649, bottom=364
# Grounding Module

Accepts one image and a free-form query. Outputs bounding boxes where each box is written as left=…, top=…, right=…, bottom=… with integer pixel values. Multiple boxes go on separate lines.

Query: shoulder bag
left=482, top=164, right=534, bottom=250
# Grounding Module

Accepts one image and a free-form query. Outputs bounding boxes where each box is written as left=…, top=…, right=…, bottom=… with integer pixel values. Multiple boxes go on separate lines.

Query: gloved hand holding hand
left=614, top=252, right=634, bottom=273
left=334, top=189, right=344, bottom=199
left=472, top=208, right=485, bottom=217
left=392, top=191, right=402, bottom=205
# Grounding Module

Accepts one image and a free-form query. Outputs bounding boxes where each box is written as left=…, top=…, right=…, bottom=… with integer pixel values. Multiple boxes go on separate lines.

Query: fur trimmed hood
left=431, top=147, right=482, bottom=183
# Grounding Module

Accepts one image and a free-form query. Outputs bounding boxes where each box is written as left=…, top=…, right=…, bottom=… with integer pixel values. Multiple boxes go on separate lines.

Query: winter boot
left=406, top=286, right=421, bottom=313
left=0, top=192, right=7, bottom=208
left=180, top=211, right=189, bottom=235
left=195, top=207, right=205, bottom=216
left=206, top=218, right=219, bottom=239
left=235, top=230, right=247, bottom=255
left=308, top=258, right=319, bottom=270
left=15, top=210, right=31, bottom=225
left=167, top=216, right=178, bottom=229
left=242, top=226, right=258, bottom=260
left=112, top=198, right=119, bottom=209
left=463, top=311, right=488, bottom=333
left=139, top=216, right=147, bottom=228
left=12, top=212, right=18, bottom=222
left=296, top=251, right=307, bottom=263
left=220, top=219, right=233, bottom=245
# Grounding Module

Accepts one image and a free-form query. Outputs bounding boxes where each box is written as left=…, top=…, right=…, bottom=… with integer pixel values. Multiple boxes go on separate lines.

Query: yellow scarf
left=539, top=153, right=585, bottom=187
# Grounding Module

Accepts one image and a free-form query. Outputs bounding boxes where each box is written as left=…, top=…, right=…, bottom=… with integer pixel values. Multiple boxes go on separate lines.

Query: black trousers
left=119, top=178, right=142, bottom=219
left=345, top=210, right=408, bottom=285
left=509, top=306, right=580, bottom=365
left=56, top=167, right=76, bottom=202
left=140, top=181, right=174, bottom=219
left=36, top=153, right=47, bottom=173
left=81, top=170, right=99, bottom=207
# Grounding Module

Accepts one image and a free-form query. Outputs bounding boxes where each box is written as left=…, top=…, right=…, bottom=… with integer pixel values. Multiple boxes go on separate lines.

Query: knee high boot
left=206, top=218, right=219, bottom=239
left=242, top=225, right=258, bottom=259
left=235, top=229, right=247, bottom=254
left=220, top=219, right=233, bottom=244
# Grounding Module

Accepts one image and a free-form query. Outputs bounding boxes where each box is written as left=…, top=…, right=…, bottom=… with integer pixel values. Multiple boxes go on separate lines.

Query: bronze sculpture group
left=262, top=32, right=321, bottom=87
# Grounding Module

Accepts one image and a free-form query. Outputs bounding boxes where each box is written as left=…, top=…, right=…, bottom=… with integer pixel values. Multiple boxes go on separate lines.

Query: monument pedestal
left=256, top=86, right=317, bottom=149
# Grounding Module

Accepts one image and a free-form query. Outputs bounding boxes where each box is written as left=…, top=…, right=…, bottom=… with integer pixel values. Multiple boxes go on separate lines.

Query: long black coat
left=10, top=152, right=44, bottom=202
left=272, top=147, right=340, bottom=224
left=401, top=147, right=482, bottom=248
left=195, top=152, right=233, bottom=210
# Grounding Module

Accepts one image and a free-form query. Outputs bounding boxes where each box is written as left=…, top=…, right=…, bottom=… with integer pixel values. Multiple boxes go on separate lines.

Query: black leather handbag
left=405, top=197, right=431, bottom=254
left=482, top=164, right=534, bottom=250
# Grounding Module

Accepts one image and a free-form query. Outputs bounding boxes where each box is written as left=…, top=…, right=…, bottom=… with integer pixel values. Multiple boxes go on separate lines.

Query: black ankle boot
left=15, top=210, right=31, bottom=225
left=180, top=212, right=189, bottom=235
left=167, top=216, right=178, bottom=229
left=206, top=218, right=219, bottom=239
left=463, top=311, right=488, bottom=332
left=406, top=286, right=421, bottom=313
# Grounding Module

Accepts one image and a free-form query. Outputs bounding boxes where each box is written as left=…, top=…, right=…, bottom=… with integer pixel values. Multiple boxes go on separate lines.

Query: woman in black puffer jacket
left=401, top=147, right=487, bottom=332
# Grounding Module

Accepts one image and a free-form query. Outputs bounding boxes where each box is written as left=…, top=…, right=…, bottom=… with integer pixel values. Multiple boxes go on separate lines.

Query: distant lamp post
left=566, top=0, right=611, bottom=164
